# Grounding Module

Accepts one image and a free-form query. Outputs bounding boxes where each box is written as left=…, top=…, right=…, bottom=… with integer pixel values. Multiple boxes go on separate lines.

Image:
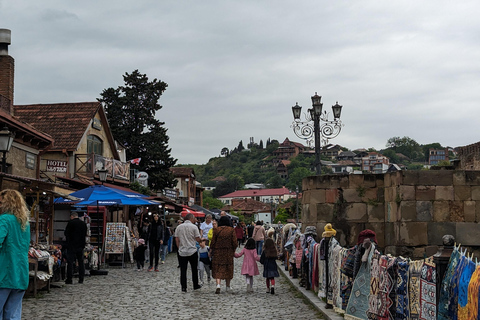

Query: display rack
left=104, top=222, right=126, bottom=267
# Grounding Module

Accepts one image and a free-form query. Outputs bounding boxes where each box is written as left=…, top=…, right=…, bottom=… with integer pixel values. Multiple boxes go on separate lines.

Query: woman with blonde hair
left=0, top=189, right=30, bottom=319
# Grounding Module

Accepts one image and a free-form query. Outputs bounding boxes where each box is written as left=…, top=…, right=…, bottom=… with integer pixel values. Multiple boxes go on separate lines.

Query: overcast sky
left=2, top=1, right=480, bottom=164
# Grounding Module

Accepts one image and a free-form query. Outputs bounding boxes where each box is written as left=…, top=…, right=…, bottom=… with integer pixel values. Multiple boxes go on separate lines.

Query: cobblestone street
left=22, top=251, right=323, bottom=320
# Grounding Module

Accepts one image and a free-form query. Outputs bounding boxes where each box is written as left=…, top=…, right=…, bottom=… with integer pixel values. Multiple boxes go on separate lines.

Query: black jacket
left=147, top=222, right=164, bottom=242
left=65, top=218, right=87, bottom=251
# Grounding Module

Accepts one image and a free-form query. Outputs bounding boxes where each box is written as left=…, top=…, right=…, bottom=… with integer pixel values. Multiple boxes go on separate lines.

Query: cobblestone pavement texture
left=22, top=249, right=323, bottom=320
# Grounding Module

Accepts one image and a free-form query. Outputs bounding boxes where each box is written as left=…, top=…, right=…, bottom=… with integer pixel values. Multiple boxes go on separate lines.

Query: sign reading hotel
left=46, top=160, right=68, bottom=173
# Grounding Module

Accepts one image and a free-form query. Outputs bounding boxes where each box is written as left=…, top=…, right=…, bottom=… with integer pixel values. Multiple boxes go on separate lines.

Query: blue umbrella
left=75, top=198, right=159, bottom=206
left=54, top=185, right=150, bottom=205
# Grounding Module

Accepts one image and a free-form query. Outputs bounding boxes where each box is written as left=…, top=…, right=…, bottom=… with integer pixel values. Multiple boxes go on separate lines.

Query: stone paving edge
left=276, top=261, right=344, bottom=320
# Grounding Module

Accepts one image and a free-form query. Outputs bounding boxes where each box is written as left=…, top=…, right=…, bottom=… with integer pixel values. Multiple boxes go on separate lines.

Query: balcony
left=75, top=154, right=130, bottom=181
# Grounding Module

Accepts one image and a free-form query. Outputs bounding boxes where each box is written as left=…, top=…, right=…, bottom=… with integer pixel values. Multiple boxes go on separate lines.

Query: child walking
left=234, top=238, right=260, bottom=292
left=197, top=239, right=211, bottom=285
left=133, top=239, right=147, bottom=271
left=260, top=238, right=279, bottom=294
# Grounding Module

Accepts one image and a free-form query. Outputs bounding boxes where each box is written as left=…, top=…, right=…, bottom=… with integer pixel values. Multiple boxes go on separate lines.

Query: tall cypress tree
left=98, top=70, right=177, bottom=191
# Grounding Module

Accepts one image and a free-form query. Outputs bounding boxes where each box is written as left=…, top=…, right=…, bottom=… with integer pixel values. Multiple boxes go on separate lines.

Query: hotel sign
left=46, top=160, right=67, bottom=173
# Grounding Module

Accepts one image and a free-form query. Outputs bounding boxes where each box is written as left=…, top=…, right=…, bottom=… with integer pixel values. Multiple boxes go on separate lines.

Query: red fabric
left=235, top=226, right=244, bottom=239
left=357, top=229, right=377, bottom=245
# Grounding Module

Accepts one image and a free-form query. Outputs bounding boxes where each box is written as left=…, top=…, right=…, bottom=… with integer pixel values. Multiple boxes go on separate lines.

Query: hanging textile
left=419, top=257, right=436, bottom=320
left=467, top=264, right=480, bottom=319
left=458, top=258, right=475, bottom=319
left=367, top=254, right=396, bottom=320
left=438, top=246, right=461, bottom=320
left=327, top=237, right=339, bottom=304
left=333, top=246, right=345, bottom=313
left=448, top=252, right=468, bottom=320
left=408, top=259, right=424, bottom=320
left=344, top=243, right=376, bottom=320
left=312, top=242, right=320, bottom=292
left=318, top=243, right=326, bottom=298
left=395, top=257, right=410, bottom=320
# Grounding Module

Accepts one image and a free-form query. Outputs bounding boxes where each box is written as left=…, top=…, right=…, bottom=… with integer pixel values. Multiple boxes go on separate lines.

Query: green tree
left=386, top=136, right=421, bottom=160
left=286, top=167, right=313, bottom=191
left=382, top=149, right=399, bottom=164
left=203, top=196, right=224, bottom=210
left=273, top=207, right=290, bottom=224
left=99, top=70, right=176, bottom=191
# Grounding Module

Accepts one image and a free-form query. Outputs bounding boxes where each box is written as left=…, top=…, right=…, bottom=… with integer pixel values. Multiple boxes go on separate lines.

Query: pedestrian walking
left=235, top=223, right=244, bottom=247
left=175, top=213, right=203, bottom=292
left=207, top=219, right=217, bottom=243
left=234, top=238, right=260, bottom=292
left=200, top=214, right=213, bottom=245
left=0, top=189, right=31, bottom=320
left=65, top=211, right=87, bottom=284
left=147, top=214, right=164, bottom=272
left=197, top=239, right=211, bottom=285
left=133, top=239, right=147, bottom=271
left=260, top=238, right=279, bottom=294
left=247, top=222, right=254, bottom=238
left=160, top=221, right=171, bottom=264
left=252, top=221, right=266, bottom=256
left=210, top=216, right=237, bottom=294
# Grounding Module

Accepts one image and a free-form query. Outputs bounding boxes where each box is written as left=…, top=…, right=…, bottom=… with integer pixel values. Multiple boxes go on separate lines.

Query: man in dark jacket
left=147, top=214, right=164, bottom=271
left=65, top=212, right=87, bottom=284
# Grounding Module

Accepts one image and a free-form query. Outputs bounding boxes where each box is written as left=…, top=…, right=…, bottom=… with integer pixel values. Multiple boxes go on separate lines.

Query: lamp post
left=295, top=185, right=299, bottom=225
left=0, top=127, right=15, bottom=173
left=291, top=93, right=344, bottom=175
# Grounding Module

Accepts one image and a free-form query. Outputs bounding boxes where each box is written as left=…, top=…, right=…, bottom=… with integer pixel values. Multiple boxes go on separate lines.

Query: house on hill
left=272, top=138, right=305, bottom=166
left=221, top=198, right=271, bottom=219
left=218, top=186, right=296, bottom=206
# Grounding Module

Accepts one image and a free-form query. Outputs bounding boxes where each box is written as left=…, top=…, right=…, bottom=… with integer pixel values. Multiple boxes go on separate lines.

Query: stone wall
left=302, top=170, right=480, bottom=258
left=457, top=142, right=480, bottom=170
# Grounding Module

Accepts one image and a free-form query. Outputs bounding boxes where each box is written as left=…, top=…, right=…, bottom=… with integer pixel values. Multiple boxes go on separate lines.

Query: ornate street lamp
left=0, top=127, right=15, bottom=173
left=291, top=93, right=344, bottom=175
left=97, top=168, right=108, bottom=184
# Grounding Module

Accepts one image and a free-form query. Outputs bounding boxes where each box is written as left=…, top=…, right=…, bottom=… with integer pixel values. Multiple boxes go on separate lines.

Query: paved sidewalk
left=277, top=261, right=344, bottom=320
left=22, top=249, right=324, bottom=320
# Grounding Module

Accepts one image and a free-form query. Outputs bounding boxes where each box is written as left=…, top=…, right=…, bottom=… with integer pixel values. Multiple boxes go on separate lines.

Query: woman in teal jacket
left=0, top=189, right=31, bottom=320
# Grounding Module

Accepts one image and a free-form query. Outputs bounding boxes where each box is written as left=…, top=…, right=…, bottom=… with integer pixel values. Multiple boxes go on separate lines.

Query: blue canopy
left=54, top=185, right=152, bottom=206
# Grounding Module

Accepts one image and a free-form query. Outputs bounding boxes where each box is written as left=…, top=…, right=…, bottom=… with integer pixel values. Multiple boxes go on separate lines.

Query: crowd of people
left=134, top=210, right=281, bottom=295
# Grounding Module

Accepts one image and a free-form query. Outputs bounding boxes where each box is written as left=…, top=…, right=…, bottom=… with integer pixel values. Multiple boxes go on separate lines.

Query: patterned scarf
left=395, top=257, right=410, bottom=320
left=458, top=258, right=475, bottom=319
left=367, top=254, right=396, bottom=320
left=419, top=258, right=436, bottom=320
left=467, top=264, right=480, bottom=319
left=448, top=253, right=468, bottom=320
left=438, top=247, right=460, bottom=320
left=408, top=259, right=424, bottom=320
left=344, top=244, right=375, bottom=320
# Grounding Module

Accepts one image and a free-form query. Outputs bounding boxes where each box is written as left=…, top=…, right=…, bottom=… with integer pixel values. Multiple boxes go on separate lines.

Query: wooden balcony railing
left=75, top=154, right=130, bottom=181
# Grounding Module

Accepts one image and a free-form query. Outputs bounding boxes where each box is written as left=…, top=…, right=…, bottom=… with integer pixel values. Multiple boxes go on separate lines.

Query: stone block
left=399, top=185, right=415, bottom=201
left=316, top=203, right=334, bottom=222
left=465, top=171, right=480, bottom=185
left=302, top=190, right=311, bottom=203
left=416, top=186, right=435, bottom=201
left=314, top=175, right=331, bottom=189
left=304, top=204, right=315, bottom=222
left=449, top=201, right=465, bottom=222
left=349, top=175, right=364, bottom=189
left=339, top=176, right=349, bottom=189
left=454, top=186, right=472, bottom=201
left=416, top=201, right=433, bottom=221
left=471, top=186, right=480, bottom=200
left=365, top=222, right=385, bottom=248
left=399, top=201, right=416, bottom=221
left=453, top=171, right=466, bottom=185
left=343, top=188, right=361, bottom=203
left=476, top=201, right=480, bottom=223
left=433, top=201, right=450, bottom=222
left=464, top=201, right=475, bottom=222
left=325, top=189, right=338, bottom=204
left=412, top=247, right=427, bottom=259
left=403, top=171, right=418, bottom=185
left=363, top=174, right=377, bottom=188
left=384, top=173, right=392, bottom=187
left=455, top=222, right=480, bottom=246
left=329, top=176, right=341, bottom=189
left=376, top=177, right=385, bottom=188
left=377, top=187, right=385, bottom=203
left=419, top=170, right=453, bottom=186
left=368, top=203, right=384, bottom=222
left=386, top=202, right=398, bottom=222
left=384, top=187, right=396, bottom=202
left=427, top=222, right=456, bottom=245
left=345, top=203, right=367, bottom=222
left=362, top=188, right=379, bottom=203
left=435, top=186, right=454, bottom=201
left=383, top=222, right=396, bottom=246
left=399, top=222, right=428, bottom=246
left=310, top=189, right=325, bottom=204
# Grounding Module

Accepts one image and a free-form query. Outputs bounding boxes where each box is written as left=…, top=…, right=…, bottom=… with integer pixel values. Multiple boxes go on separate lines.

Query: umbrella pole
left=91, top=199, right=108, bottom=275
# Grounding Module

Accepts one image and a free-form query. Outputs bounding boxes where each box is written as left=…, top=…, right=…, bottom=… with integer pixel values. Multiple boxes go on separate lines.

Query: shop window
left=87, top=135, right=103, bottom=155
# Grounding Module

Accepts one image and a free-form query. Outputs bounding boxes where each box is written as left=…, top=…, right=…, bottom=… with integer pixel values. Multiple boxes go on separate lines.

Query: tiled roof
left=219, top=186, right=295, bottom=198
left=222, top=198, right=270, bottom=213
left=170, top=167, right=194, bottom=177
left=13, top=102, right=101, bottom=151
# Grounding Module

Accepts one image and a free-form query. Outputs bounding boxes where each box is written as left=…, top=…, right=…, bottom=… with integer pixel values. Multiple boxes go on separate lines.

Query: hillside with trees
left=177, top=136, right=453, bottom=198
